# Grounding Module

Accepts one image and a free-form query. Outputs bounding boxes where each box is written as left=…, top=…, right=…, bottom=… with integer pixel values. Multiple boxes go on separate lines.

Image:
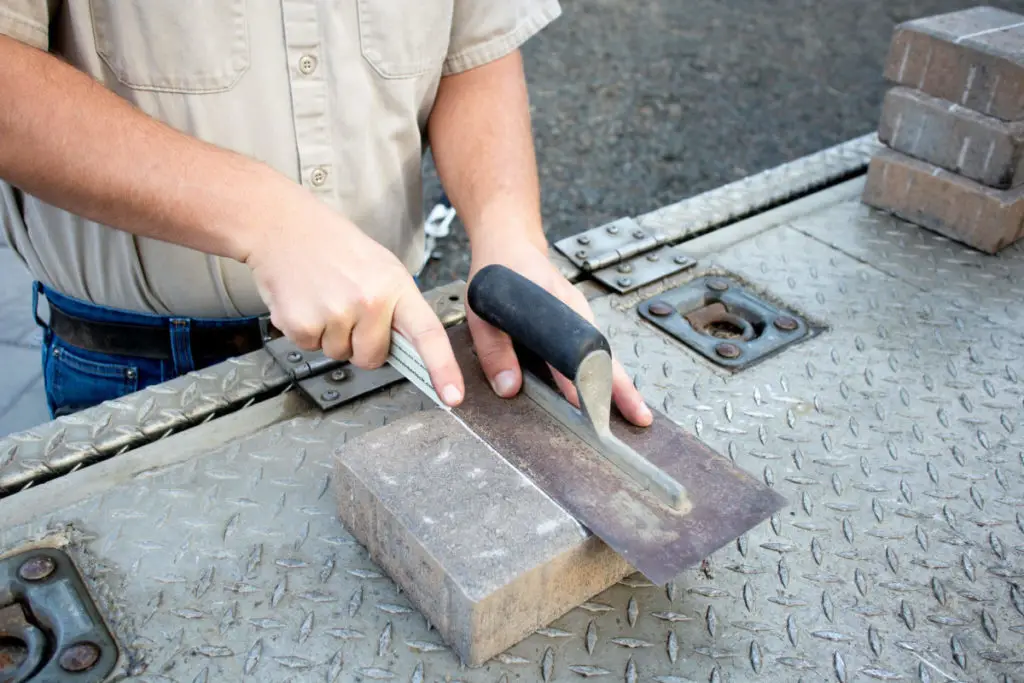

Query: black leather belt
left=47, top=303, right=281, bottom=364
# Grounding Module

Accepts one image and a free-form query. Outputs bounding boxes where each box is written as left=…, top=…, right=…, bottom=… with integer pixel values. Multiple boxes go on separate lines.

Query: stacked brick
left=862, top=6, right=1024, bottom=254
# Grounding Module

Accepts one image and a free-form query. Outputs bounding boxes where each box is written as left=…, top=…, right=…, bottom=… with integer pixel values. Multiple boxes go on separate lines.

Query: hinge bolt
left=606, top=224, right=620, bottom=235
left=706, top=279, right=730, bottom=292
left=321, top=389, right=340, bottom=402
left=674, top=255, right=690, bottom=265
left=328, top=369, right=349, bottom=383
left=647, top=253, right=660, bottom=262
left=617, top=277, right=633, bottom=288
left=575, top=249, right=587, bottom=259
left=577, top=235, right=591, bottom=245
left=617, top=263, right=633, bottom=274
left=632, top=229, right=646, bottom=239
left=287, top=351, right=303, bottom=363
left=59, top=643, right=101, bottom=672
left=715, top=342, right=741, bottom=359
left=648, top=300, right=674, bottom=317
left=774, top=316, right=799, bottom=332
left=18, top=556, right=56, bottom=582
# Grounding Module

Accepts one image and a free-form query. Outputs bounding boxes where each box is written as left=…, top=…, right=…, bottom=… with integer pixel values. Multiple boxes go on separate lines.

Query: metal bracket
left=553, top=218, right=696, bottom=293
left=1, top=547, right=119, bottom=682
left=265, top=281, right=469, bottom=410
left=638, top=274, right=818, bottom=371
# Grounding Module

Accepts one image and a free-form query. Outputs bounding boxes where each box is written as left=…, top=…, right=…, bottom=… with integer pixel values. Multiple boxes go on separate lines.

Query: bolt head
left=632, top=229, right=646, bottom=240
left=574, top=249, right=587, bottom=260
left=617, top=263, right=634, bottom=274
left=329, top=369, right=349, bottom=383
left=646, top=253, right=660, bottom=262
left=774, top=316, right=799, bottom=332
left=59, top=643, right=101, bottom=672
left=18, top=556, right=56, bottom=582
left=714, top=342, right=741, bottom=359
left=606, top=224, right=619, bottom=235
left=321, top=389, right=340, bottom=402
left=673, top=255, right=690, bottom=265
left=286, top=351, right=303, bottom=363
left=706, top=279, right=730, bottom=292
left=577, top=235, right=591, bottom=245
left=617, top=277, right=633, bottom=288
left=648, top=300, right=674, bottom=317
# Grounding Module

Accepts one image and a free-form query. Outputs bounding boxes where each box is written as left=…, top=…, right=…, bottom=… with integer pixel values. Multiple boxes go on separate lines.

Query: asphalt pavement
left=417, top=0, right=1024, bottom=289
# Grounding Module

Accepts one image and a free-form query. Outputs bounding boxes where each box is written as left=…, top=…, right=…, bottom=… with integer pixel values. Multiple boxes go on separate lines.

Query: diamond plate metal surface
left=1, top=189, right=1022, bottom=682
left=0, top=283, right=467, bottom=497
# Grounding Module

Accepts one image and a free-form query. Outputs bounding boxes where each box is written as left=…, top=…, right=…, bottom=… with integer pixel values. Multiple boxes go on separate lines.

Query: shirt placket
left=281, top=2, right=335, bottom=206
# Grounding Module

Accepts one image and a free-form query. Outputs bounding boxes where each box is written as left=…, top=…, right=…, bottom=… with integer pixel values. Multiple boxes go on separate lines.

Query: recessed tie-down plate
left=638, top=275, right=815, bottom=371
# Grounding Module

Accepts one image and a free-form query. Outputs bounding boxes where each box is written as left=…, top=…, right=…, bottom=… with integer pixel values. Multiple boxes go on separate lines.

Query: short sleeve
left=443, top=0, right=561, bottom=75
left=0, top=0, right=58, bottom=51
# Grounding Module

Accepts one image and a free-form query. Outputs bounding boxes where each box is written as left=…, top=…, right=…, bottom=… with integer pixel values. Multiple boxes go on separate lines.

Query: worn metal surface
left=592, top=245, right=697, bottom=295
left=0, top=282, right=467, bottom=496
left=1, top=180, right=1023, bottom=681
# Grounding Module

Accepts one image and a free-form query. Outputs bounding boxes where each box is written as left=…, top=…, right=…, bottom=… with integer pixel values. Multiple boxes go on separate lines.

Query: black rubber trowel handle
left=466, top=264, right=611, bottom=381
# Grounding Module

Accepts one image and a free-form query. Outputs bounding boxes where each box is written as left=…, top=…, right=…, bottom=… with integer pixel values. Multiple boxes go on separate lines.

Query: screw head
left=617, top=277, right=633, bottom=288
left=648, top=300, right=674, bottom=317
left=774, top=316, right=799, bottom=332
left=577, top=235, right=591, bottom=245
left=59, top=643, right=101, bottom=672
left=674, top=255, right=690, bottom=265
left=606, top=224, right=620, bottom=235
left=715, top=342, right=741, bottom=359
left=617, top=263, right=633, bottom=274
left=632, top=229, right=646, bottom=240
left=18, top=556, right=56, bottom=582
left=706, top=279, right=730, bottom=292
left=286, top=351, right=303, bottom=363
left=575, top=249, right=587, bottom=260
left=328, top=369, right=349, bottom=383
left=646, top=253, right=660, bottom=262
left=321, top=389, right=340, bottom=402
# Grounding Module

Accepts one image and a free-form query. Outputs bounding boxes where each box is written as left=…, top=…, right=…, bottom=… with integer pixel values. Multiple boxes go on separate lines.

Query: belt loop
left=32, top=281, right=47, bottom=328
left=169, top=318, right=195, bottom=375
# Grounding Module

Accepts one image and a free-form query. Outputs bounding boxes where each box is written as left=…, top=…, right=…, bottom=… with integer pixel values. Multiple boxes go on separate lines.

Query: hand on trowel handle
left=464, top=245, right=654, bottom=428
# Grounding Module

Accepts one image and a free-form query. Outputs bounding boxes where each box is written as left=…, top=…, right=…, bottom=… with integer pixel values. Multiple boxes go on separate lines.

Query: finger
left=611, top=359, right=653, bottom=426
left=350, top=295, right=394, bottom=369
left=320, top=307, right=356, bottom=361
left=549, top=365, right=579, bottom=408
left=393, top=290, right=464, bottom=406
left=466, top=310, right=521, bottom=398
left=271, top=306, right=324, bottom=351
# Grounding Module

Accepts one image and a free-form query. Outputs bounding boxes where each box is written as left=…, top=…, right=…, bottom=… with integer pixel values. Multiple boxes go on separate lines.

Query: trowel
left=387, top=264, right=786, bottom=585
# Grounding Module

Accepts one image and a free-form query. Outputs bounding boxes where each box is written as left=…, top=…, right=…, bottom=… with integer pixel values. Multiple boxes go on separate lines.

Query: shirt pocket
left=89, top=0, right=250, bottom=93
left=356, top=0, right=453, bottom=79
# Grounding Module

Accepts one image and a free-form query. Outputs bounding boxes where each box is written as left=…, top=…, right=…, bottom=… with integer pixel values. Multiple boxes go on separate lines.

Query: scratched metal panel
left=2, top=195, right=1023, bottom=682
left=0, top=282, right=467, bottom=496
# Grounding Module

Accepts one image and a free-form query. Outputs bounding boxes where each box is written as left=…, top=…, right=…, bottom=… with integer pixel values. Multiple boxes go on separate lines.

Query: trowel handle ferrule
left=467, top=264, right=611, bottom=382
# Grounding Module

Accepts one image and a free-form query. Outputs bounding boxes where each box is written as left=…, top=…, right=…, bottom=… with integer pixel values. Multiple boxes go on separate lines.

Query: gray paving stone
left=0, top=344, right=43, bottom=418
left=332, top=408, right=631, bottom=667
left=0, top=377, right=49, bottom=437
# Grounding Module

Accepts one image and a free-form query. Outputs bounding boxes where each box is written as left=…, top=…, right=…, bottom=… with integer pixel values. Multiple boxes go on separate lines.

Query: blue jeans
left=34, top=283, right=267, bottom=418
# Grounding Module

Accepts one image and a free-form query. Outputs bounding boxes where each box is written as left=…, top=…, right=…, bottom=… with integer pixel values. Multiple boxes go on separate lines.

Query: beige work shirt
left=0, top=0, right=561, bottom=317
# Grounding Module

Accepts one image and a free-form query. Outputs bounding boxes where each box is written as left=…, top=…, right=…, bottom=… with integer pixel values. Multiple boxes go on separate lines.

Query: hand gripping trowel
left=386, top=265, right=786, bottom=585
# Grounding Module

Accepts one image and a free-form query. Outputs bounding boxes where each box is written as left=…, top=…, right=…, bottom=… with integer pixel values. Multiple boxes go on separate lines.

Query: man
left=0, top=1, right=651, bottom=428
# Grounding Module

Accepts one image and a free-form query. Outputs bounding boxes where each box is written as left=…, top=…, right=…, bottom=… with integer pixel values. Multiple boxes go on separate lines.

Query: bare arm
left=427, top=50, right=652, bottom=426
left=0, top=35, right=465, bottom=405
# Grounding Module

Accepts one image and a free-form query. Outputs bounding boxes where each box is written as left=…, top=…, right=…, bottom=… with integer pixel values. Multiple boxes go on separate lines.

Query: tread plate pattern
left=1, top=199, right=1022, bottom=681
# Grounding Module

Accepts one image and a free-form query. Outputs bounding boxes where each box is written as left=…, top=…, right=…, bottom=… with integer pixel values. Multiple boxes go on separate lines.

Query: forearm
left=426, top=49, right=547, bottom=254
left=0, top=35, right=294, bottom=263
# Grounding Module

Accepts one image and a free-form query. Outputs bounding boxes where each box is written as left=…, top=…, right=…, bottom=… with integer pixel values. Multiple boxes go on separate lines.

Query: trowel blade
left=445, top=323, right=787, bottom=585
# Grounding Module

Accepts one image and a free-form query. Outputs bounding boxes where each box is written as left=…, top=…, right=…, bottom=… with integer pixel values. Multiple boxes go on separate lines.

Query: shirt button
left=298, top=54, right=318, bottom=75
left=310, top=167, right=328, bottom=187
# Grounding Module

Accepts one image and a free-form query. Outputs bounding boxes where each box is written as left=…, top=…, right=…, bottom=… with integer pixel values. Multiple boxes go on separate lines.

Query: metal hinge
left=553, top=217, right=696, bottom=293
left=265, top=281, right=468, bottom=411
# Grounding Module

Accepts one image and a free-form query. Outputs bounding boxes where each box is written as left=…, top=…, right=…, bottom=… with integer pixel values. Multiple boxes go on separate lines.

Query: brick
left=862, top=147, right=1024, bottom=253
left=884, top=6, right=1024, bottom=121
left=332, top=409, right=631, bottom=667
left=879, top=86, right=1024, bottom=189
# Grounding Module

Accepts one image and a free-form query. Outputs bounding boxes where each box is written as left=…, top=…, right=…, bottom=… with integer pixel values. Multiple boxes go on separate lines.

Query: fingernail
left=442, top=384, right=462, bottom=406
left=492, top=370, right=517, bottom=397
